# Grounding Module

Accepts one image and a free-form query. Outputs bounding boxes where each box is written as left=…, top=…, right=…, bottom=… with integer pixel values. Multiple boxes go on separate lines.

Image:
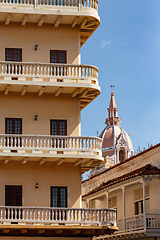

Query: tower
left=100, top=87, right=134, bottom=167
left=0, top=0, right=117, bottom=239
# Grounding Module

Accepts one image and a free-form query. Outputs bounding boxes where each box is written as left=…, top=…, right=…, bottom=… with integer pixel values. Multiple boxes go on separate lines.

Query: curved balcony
left=0, top=0, right=98, bottom=11
left=0, top=135, right=103, bottom=170
left=0, top=206, right=117, bottom=237
left=0, top=61, right=100, bottom=110
left=0, top=61, right=98, bottom=81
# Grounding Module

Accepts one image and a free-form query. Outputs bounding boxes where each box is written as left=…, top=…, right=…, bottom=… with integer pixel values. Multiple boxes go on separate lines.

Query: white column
left=117, top=149, right=119, bottom=163
left=142, top=180, right=146, bottom=230
left=121, top=186, right=125, bottom=232
left=105, top=192, right=109, bottom=209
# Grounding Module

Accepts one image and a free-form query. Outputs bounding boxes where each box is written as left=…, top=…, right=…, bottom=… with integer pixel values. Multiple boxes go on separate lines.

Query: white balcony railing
left=0, top=62, right=98, bottom=82
left=0, top=206, right=116, bottom=226
left=0, top=0, right=98, bottom=10
left=116, top=214, right=144, bottom=233
left=116, top=214, right=160, bottom=233
left=146, top=213, right=160, bottom=229
left=0, top=134, right=102, bottom=152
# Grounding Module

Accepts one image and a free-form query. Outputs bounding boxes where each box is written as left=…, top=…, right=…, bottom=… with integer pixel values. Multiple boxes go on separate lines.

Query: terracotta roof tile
left=82, top=164, right=160, bottom=198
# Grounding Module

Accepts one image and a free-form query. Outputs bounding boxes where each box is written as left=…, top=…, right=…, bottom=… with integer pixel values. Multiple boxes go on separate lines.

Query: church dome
left=100, top=87, right=134, bottom=164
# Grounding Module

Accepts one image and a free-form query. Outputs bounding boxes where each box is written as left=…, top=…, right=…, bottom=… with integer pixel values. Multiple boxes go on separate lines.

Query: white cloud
left=100, top=40, right=112, bottom=48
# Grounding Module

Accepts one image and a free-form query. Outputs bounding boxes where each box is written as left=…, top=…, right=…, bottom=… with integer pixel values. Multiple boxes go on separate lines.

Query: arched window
left=119, top=150, right=125, bottom=162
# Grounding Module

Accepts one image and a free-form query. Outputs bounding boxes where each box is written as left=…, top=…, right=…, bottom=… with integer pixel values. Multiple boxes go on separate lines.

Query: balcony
left=0, top=0, right=98, bottom=11
left=0, top=0, right=100, bottom=45
left=94, top=214, right=160, bottom=239
left=0, top=62, right=100, bottom=110
left=0, top=134, right=103, bottom=171
left=0, top=206, right=117, bottom=237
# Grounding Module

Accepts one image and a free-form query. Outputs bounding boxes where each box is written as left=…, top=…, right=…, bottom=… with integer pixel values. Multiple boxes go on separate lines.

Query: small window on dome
left=119, top=150, right=125, bottom=162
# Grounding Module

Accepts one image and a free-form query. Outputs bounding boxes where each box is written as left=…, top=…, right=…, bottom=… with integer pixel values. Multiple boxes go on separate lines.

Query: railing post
left=142, top=180, right=147, bottom=230
left=121, top=186, right=125, bottom=232
left=34, top=0, right=38, bottom=9
left=78, top=0, right=82, bottom=10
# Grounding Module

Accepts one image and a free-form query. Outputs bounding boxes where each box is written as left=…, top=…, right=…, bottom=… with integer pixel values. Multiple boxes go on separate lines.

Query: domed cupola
left=100, top=86, right=134, bottom=166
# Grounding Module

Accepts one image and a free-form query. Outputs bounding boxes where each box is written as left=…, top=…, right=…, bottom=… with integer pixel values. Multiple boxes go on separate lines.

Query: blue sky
left=81, top=0, right=160, bottom=153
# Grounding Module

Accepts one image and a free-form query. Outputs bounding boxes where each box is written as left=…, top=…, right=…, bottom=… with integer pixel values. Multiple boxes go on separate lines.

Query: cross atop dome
left=110, top=85, right=115, bottom=92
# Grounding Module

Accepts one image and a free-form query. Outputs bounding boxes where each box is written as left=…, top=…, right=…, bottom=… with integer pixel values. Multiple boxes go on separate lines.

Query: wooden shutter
left=109, top=195, right=117, bottom=209
left=134, top=185, right=149, bottom=202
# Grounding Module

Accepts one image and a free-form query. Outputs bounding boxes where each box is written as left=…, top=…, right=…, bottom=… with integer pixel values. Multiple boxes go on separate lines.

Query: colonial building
left=0, top=1, right=117, bottom=239
left=82, top=143, right=160, bottom=240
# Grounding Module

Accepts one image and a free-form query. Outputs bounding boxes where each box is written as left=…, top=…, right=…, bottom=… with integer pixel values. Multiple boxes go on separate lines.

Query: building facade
left=0, top=1, right=117, bottom=239
left=82, top=144, right=160, bottom=240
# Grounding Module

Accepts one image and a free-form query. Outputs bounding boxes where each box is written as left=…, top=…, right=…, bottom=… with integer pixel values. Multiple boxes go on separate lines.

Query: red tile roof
left=82, top=142, right=160, bottom=183
left=82, top=164, right=160, bottom=198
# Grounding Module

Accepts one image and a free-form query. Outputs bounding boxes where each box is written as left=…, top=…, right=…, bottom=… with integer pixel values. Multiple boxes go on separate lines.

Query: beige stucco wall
left=0, top=94, right=80, bottom=136
left=0, top=23, right=80, bottom=64
left=150, top=178, right=160, bottom=214
left=0, top=161, right=81, bottom=208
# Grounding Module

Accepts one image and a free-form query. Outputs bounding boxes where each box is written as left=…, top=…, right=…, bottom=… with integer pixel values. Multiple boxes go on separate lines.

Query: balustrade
left=0, top=0, right=98, bottom=10
left=115, top=214, right=160, bottom=234
left=0, top=206, right=116, bottom=226
left=0, top=134, right=102, bottom=151
left=146, top=213, right=160, bottom=228
left=0, top=62, right=98, bottom=81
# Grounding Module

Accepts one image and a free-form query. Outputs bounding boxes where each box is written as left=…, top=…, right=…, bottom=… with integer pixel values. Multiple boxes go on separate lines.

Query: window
left=50, top=186, right=67, bottom=208
left=134, top=185, right=150, bottom=215
left=50, top=120, right=67, bottom=148
left=5, top=118, right=22, bottom=134
left=5, top=185, right=22, bottom=206
left=5, top=185, right=22, bottom=220
left=5, top=48, right=22, bottom=62
left=109, top=195, right=117, bottom=209
left=119, top=150, right=125, bottom=162
left=50, top=50, right=67, bottom=76
left=50, top=120, right=67, bottom=136
left=50, top=50, right=67, bottom=64
left=5, top=48, right=22, bottom=74
left=5, top=118, right=22, bottom=147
